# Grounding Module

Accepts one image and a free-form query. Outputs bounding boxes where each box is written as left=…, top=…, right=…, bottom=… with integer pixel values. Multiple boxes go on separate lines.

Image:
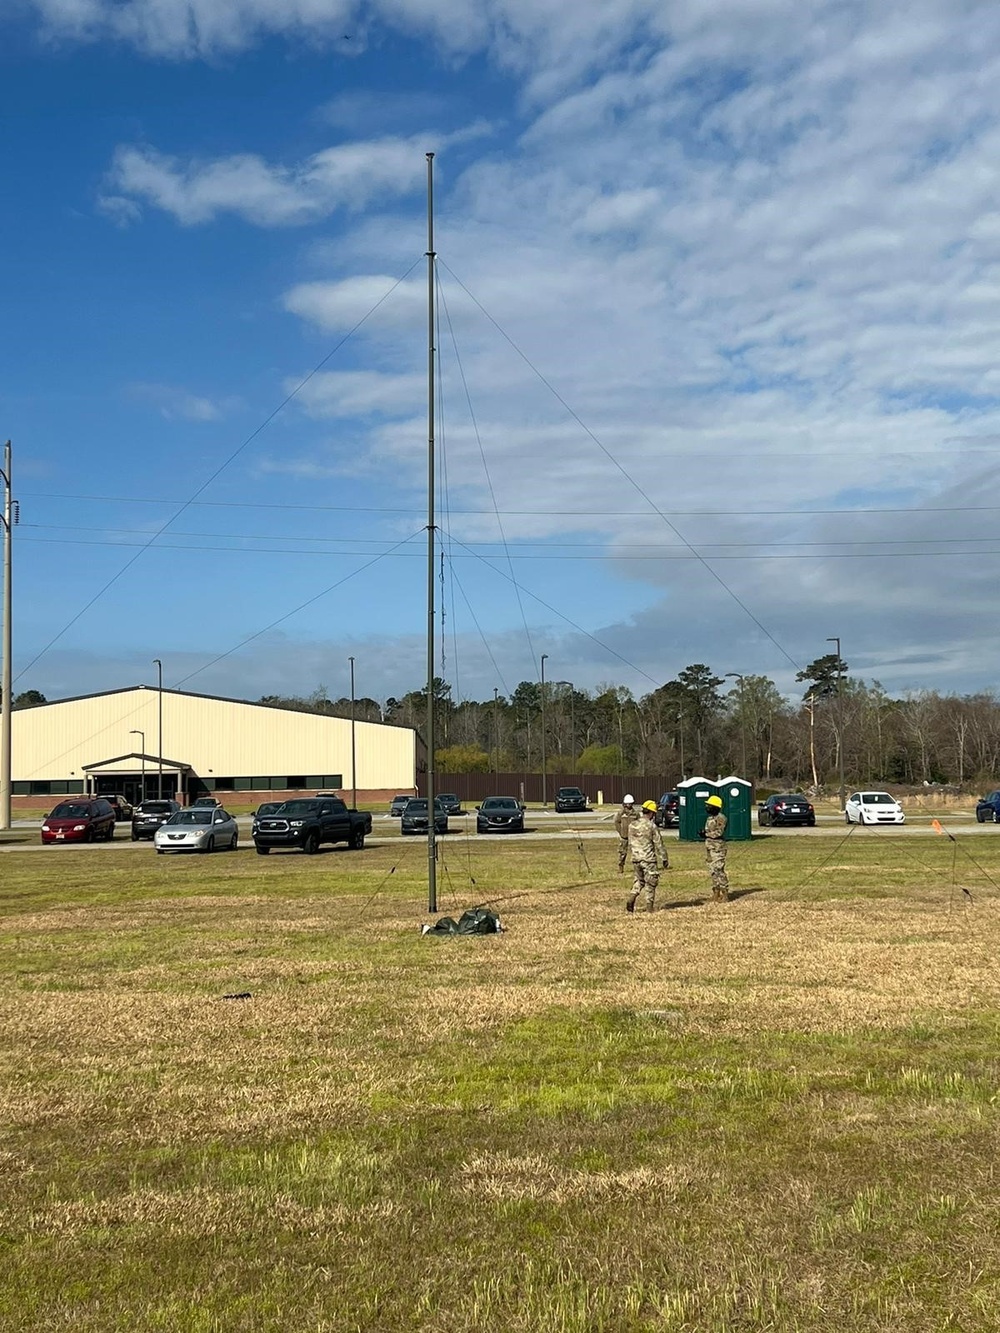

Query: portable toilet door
left=716, top=776, right=753, bottom=841
left=677, top=776, right=717, bottom=842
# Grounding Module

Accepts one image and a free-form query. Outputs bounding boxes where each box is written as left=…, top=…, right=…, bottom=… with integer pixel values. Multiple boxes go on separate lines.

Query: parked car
left=131, top=799, right=181, bottom=841
left=436, top=793, right=462, bottom=815
left=389, top=795, right=411, bottom=817
left=844, top=791, right=905, bottom=825
left=106, top=794, right=133, bottom=821
left=401, top=798, right=448, bottom=836
left=975, top=790, right=1000, bottom=823
left=554, top=786, right=588, bottom=813
left=41, top=797, right=116, bottom=845
left=253, top=797, right=372, bottom=854
left=758, top=794, right=816, bottom=827
left=251, top=801, right=283, bottom=837
left=155, top=806, right=238, bottom=854
left=476, top=796, right=525, bottom=834
left=655, top=791, right=679, bottom=828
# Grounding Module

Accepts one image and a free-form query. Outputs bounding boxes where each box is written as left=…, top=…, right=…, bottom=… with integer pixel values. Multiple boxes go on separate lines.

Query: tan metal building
left=11, top=686, right=417, bottom=807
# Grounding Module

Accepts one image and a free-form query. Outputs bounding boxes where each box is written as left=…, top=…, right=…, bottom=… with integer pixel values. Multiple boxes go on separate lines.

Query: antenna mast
left=425, top=152, right=437, bottom=914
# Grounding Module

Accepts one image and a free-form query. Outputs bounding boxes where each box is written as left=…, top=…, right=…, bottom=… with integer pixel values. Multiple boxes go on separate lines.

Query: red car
left=41, top=797, right=116, bottom=844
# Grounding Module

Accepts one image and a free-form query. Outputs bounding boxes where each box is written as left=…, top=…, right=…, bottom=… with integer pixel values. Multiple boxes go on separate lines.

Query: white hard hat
left=623, top=794, right=634, bottom=803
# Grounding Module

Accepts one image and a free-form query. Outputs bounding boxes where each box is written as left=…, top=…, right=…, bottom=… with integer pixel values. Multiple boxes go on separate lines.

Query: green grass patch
left=3, top=834, right=1000, bottom=1329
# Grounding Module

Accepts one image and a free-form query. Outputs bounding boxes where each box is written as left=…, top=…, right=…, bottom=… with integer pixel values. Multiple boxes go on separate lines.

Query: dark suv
left=131, top=799, right=181, bottom=841
left=655, top=791, right=679, bottom=828
left=41, top=797, right=116, bottom=844
left=976, top=790, right=1000, bottom=823
left=554, top=786, right=588, bottom=813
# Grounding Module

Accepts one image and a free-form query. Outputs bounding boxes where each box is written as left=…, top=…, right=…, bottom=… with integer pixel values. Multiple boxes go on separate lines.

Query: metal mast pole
left=425, top=151, right=437, bottom=915
left=0, top=441, right=13, bottom=831
left=153, top=659, right=163, bottom=799
left=349, top=655, right=357, bottom=810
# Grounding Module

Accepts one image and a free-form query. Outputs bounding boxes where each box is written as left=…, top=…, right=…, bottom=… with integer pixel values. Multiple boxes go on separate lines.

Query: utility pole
left=153, top=658, right=163, bottom=800
left=827, top=636, right=846, bottom=809
left=724, top=672, right=747, bottom=778
left=348, top=655, right=357, bottom=810
left=0, top=441, right=15, bottom=832
left=493, top=687, right=500, bottom=777
left=540, top=654, right=548, bottom=807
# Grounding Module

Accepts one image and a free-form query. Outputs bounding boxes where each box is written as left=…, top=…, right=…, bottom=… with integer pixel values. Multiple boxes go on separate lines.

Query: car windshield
left=483, top=798, right=518, bottom=811
left=169, top=810, right=213, bottom=826
left=50, top=803, right=93, bottom=818
left=139, top=802, right=174, bottom=814
left=558, top=788, right=583, bottom=797
left=860, top=793, right=895, bottom=804
left=659, top=793, right=677, bottom=803
left=776, top=795, right=804, bottom=803
left=406, top=800, right=428, bottom=812
left=279, top=800, right=321, bottom=816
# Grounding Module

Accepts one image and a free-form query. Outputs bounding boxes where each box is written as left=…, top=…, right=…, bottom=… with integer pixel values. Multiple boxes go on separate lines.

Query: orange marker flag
left=932, top=819, right=944, bottom=835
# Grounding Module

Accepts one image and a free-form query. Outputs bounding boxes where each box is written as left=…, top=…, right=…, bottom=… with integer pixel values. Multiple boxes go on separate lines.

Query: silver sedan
left=154, top=806, right=239, bottom=854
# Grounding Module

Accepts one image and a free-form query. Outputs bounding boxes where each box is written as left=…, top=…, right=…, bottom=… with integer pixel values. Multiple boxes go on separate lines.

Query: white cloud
left=126, top=381, right=236, bottom=420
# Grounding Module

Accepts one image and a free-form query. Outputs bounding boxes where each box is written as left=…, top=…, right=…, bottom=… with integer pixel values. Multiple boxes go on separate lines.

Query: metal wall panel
left=11, top=688, right=416, bottom=789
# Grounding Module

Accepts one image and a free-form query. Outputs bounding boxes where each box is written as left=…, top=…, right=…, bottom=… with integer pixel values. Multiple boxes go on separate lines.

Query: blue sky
left=5, top=0, right=1000, bottom=709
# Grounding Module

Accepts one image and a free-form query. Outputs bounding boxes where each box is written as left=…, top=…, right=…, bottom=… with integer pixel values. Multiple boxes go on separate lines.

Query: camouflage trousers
left=706, top=841, right=729, bottom=900
left=618, top=836, right=629, bottom=871
left=628, top=856, right=659, bottom=912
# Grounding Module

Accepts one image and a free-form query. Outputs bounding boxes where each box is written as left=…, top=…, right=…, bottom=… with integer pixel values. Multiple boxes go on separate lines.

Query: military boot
left=625, top=895, right=638, bottom=913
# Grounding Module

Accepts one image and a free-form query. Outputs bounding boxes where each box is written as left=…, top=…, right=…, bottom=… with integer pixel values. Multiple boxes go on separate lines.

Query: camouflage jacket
left=628, top=815, right=665, bottom=863
left=614, top=805, right=640, bottom=838
left=704, top=812, right=728, bottom=841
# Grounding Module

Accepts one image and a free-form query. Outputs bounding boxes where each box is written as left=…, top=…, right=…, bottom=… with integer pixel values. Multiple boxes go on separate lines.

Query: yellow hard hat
left=706, top=795, right=724, bottom=809
left=642, top=800, right=658, bottom=812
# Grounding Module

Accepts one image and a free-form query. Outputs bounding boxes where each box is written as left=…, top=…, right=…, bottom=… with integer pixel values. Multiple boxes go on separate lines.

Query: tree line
left=258, top=657, right=1000, bottom=788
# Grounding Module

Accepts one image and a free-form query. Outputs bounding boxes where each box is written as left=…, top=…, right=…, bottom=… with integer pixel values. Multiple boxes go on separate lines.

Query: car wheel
left=229, top=831, right=238, bottom=850
left=349, top=827, right=365, bottom=850
left=303, top=831, right=320, bottom=855
left=156, top=848, right=164, bottom=854
left=844, top=812, right=851, bottom=824
left=131, top=830, right=139, bottom=841
left=977, top=810, right=986, bottom=823
left=256, top=845, right=270, bottom=855
left=807, top=816, right=816, bottom=827
left=200, top=836, right=215, bottom=854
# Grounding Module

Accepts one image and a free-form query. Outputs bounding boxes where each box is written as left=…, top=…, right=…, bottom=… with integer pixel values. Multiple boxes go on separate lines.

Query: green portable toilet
left=677, top=776, right=753, bottom=842
left=715, top=776, right=753, bottom=841
left=677, top=776, right=716, bottom=842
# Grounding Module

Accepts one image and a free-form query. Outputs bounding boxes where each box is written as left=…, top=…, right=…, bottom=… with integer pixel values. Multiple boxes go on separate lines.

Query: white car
left=154, top=806, right=239, bottom=853
left=844, top=791, right=905, bottom=826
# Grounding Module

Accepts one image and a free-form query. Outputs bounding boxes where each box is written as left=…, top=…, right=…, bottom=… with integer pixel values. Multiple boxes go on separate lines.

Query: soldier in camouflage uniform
left=626, top=801, right=667, bottom=912
left=614, top=794, right=640, bottom=873
left=702, top=794, right=729, bottom=901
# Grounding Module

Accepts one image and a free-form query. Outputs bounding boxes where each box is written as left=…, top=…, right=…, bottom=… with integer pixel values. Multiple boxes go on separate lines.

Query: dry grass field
left=4, top=826, right=1000, bottom=1331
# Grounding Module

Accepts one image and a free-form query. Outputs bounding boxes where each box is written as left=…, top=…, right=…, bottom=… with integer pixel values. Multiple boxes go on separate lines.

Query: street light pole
left=130, top=730, right=145, bottom=803
left=348, top=655, right=357, bottom=810
left=540, top=654, right=548, bottom=807
left=678, top=711, right=685, bottom=780
left=827, top=637, right=846, bottom=810
left=724, top=673, right=747, bottom=778
left=152, top=659, right=163, bottom=800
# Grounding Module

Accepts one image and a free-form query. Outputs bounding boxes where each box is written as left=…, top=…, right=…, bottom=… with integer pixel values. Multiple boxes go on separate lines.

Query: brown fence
left=416, top=773, right=678, bottom=806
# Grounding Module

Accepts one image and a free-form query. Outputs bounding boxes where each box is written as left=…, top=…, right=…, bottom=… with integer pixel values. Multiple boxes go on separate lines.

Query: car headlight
left=42, top=824, right=50, bottom=831
left=74, top=824, right=86, bottom=832
left=290, top=820, right=303, bottom=828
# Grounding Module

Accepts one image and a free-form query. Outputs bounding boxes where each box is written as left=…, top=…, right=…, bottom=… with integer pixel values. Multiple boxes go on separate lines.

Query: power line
left=22, top=490, right=1000, bottom=519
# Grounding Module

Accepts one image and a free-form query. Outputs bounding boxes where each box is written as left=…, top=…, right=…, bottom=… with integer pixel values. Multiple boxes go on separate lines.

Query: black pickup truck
left=253, top=797, right=372, bottom=855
